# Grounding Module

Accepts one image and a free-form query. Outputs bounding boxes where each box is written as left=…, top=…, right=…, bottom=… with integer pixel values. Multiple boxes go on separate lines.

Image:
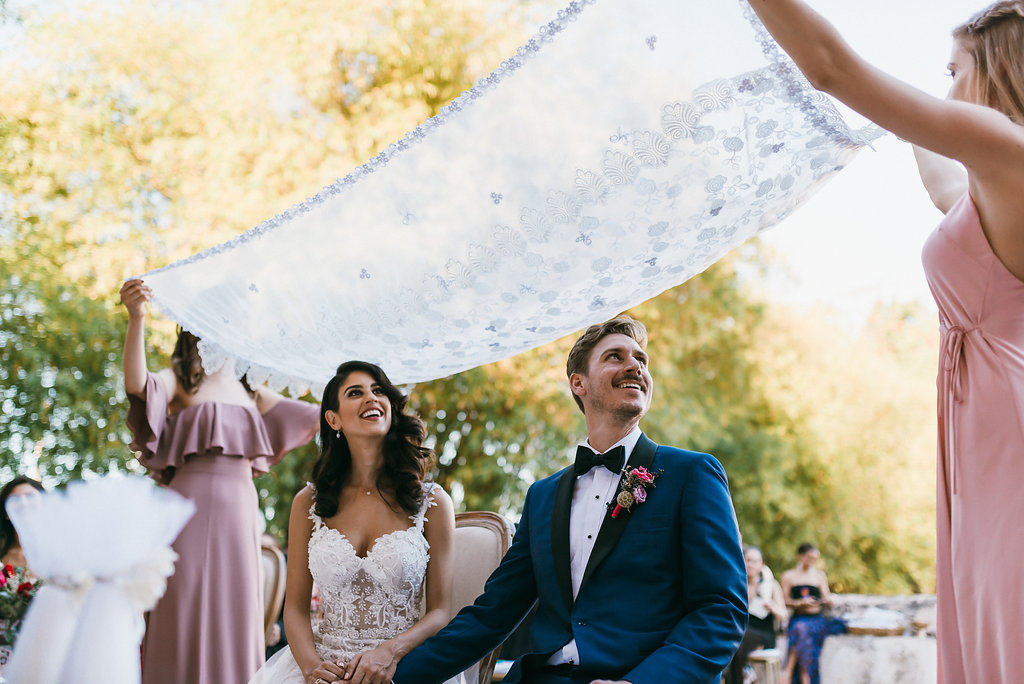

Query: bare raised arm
left=746, top=0, right=1024, bottom=277
left=120, top=279, right=151, bottom=398
left=120, top=279, right=178, bottom=399
left=744, top=1, right=1024, bottom=175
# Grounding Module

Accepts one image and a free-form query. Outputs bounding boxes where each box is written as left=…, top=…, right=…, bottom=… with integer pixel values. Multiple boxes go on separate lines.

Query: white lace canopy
left=141, top=0, right=879, bottom=394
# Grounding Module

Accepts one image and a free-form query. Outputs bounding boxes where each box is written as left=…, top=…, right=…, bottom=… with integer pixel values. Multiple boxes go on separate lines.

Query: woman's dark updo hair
left=171, top=328, right=253, bottom=396
left=797, top=542, right=818, bottom=556
left=0, top=476, right=44, bottom=558
left=171, top=329, right=205, bottom=395
left=311, top=361, right=433, bottom=517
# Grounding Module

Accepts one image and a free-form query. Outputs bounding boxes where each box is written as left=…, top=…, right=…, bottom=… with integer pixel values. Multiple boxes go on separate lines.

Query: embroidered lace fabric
left=307, top=482, right=438, bottom=663
left=140, top=0, right=881, bottom=392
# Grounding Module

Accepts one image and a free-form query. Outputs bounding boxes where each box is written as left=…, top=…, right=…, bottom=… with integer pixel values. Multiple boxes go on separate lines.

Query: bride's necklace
left=349, top=477, right=378, bottom=498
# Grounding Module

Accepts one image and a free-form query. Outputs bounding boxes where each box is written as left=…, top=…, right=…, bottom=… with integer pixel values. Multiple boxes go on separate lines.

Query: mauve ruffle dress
left=922, top=193, right=1024, bottom=684
left=128, top=372, right=318, bottom=684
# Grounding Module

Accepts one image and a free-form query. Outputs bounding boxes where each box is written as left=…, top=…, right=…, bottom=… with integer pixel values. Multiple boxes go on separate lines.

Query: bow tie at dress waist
left=940, top=324, right=977, bottom=495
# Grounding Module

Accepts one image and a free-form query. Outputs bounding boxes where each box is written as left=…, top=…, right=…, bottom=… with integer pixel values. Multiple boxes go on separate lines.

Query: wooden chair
left=452, top=511, right=515, bottom=684
left=260, top=536, right=287, bottom=645
left=748, top=647, right=783, bottom=684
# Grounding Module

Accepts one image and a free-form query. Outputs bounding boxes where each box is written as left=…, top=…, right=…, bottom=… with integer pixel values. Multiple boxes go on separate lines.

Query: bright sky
left=757, top=0, right=993, bottom=321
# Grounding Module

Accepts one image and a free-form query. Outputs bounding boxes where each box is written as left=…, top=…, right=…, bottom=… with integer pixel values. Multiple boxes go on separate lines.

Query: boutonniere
left=612, top=465, right=662, bottom=518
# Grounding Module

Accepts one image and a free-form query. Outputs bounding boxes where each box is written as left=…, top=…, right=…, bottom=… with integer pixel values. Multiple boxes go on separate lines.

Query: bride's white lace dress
left=251, top=482, right=463, bottom=683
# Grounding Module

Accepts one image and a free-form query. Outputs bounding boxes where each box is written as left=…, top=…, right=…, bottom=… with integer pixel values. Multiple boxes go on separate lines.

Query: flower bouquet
left=0, top=564, right=39, bottom=645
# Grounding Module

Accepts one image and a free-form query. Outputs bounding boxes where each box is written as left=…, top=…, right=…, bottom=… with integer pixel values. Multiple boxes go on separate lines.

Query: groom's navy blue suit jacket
left=394, top=434, right=747, bottom=684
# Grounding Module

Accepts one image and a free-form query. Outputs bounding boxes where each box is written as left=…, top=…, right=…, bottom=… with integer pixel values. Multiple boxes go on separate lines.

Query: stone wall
left=830, top=593, right=936, bottom=636
left=818, top=594, right=937, bottom=684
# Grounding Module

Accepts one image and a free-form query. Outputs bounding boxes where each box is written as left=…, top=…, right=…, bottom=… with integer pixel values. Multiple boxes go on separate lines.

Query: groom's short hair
left=566, top=315, right=648, bottom=412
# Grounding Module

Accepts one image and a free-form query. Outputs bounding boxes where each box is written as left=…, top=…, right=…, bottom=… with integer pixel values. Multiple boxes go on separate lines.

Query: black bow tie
left=574, top=445, right=626, bottom=476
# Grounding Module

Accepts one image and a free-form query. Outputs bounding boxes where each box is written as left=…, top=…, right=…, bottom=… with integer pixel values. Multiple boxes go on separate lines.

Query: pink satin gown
left=921, top=193, right=1024, bottom=683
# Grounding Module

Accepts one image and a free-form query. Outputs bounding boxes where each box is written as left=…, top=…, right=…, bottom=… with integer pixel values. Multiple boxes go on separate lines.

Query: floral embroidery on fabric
left=141, top=0, right=881, bottom=393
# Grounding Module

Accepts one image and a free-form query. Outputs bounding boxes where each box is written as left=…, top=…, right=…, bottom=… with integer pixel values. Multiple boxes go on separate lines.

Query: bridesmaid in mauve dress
left=744, top=2, right=1024, bottom=681
left=120, top=279, right=319, bottom=684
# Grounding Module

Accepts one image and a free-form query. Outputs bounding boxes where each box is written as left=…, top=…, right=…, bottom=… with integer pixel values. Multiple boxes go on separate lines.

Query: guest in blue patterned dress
left=779, top=543, right=844, bottom=684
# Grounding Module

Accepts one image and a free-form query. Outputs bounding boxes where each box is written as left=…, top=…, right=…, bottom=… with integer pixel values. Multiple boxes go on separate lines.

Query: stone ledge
left=820, top=634, right=936, bottom=684
left=831, top=593, right=936, bottom=636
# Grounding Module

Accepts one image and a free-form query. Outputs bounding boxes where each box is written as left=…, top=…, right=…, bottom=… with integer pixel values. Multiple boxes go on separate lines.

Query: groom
left=394, top=315, right=746, bottom=683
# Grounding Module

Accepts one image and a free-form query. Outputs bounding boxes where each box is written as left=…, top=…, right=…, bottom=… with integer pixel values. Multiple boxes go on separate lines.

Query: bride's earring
left=335, top=430, right=340, bottom=438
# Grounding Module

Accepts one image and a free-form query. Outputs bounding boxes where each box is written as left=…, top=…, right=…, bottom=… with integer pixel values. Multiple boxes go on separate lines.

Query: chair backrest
left=260, top=537, right=287, bottom=644
left=452, top=511, right=515, bottom=684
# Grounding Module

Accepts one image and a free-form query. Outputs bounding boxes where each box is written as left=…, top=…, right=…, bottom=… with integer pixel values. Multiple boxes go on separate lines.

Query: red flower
left=3, top=564, right=13, bottom=577
left=632, top=467, right=655, bottom=483
left=17, top=581, right=33, bottom=595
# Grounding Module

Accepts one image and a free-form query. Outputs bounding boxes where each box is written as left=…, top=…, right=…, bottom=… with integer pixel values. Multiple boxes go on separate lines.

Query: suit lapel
left=578, top=434, right=658, bottom=591
left=550, top=467, right=576, bottom=613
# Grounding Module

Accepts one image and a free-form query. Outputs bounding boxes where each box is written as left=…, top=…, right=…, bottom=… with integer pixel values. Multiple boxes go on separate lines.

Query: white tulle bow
left=5, top=477, right=194, bottom=684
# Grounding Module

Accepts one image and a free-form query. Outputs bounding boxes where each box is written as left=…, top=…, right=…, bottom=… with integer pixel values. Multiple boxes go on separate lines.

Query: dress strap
left=306, top=482, right=325, bottom=531
left=411, top=482, right=440, bottom=532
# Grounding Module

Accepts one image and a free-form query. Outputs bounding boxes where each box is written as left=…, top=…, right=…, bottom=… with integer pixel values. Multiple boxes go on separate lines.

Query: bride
left=252, top=361, right=460, bottom=684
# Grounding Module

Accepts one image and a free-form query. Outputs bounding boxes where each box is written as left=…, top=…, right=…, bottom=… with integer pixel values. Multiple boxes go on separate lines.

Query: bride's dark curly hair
left=311, top=361, right=433, bottom=517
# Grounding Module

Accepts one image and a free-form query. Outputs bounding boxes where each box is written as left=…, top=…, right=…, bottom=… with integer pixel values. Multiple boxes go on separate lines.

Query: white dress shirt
left=546, top=426, right=643, bottom=667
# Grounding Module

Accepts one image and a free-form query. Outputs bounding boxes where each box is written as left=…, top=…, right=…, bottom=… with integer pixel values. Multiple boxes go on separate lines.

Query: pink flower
left=633, top=486, right=647, bottom=503
left=632, top=467, right=655, bottom=483
left=0, top=574, right=6, bottom=587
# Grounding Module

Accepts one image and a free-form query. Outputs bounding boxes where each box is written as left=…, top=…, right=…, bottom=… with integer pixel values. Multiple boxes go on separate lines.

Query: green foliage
left=0, top=249, right=133, bottom=481
left=743, top=300, right=938, bottom=593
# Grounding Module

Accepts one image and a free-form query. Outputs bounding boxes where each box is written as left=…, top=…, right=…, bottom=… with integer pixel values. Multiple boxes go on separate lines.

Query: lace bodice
left=307, top=482, right=439, bottom=663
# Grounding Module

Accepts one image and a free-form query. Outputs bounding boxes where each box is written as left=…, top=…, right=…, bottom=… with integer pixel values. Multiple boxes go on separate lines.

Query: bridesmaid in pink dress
left=744, top=2, right=1024, bottom=682
left=120, top=279, right=320, bottom=684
